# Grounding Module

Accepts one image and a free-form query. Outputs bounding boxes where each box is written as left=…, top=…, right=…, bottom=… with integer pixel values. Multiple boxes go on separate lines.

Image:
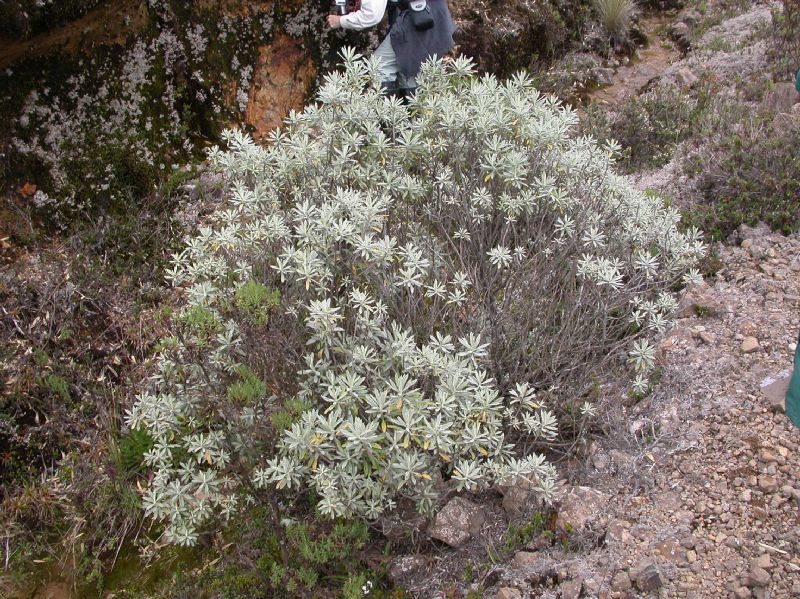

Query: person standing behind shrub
left=327, top=0, right=456, bottom=99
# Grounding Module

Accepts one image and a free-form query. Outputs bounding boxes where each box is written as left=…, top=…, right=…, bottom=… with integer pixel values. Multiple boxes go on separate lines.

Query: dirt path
left=588, top=14, right=680, bottom=107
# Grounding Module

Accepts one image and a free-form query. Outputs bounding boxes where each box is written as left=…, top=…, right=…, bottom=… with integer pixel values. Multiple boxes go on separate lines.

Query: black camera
left=331, top=0, right=348, bottom=15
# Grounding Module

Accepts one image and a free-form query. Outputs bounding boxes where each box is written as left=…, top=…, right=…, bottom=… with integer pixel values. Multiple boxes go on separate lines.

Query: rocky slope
left=388, top=3, right=800, bottom=598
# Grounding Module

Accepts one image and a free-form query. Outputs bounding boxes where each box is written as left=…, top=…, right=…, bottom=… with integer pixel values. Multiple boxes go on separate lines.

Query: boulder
left=428, top=496, right=485, bottom=547
left=388, top=555, right=428, bottom=584
left=555, top=486, right=609, bottom=533
left=592, top=67, right=615, bottom=86
left=634, top=562, right=664, bottom=591
left=760, top=371, right=792, bottom=413
left=676, top=286, right=723, bottom=318
left=676, top=67, right=699, bottom=88
left=559, top=577, right=583, bottom=599
left=761, top=82, right=800, bottom=114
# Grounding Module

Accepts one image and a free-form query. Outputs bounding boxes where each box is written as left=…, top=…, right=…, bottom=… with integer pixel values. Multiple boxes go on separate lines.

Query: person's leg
left=396, top=71, right=417, bottom=102
left=374, top=35, right=400, bottom=97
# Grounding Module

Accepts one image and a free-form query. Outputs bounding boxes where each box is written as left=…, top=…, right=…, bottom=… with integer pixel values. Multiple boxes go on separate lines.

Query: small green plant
left=38, top=374, right=70, bottom=402
left=118, top=428, right=156, bottom=474
left=227, top=366, right=267, bottom=405
left=504, top=512, right=548, bottom=551
left=234, top=280, right=280, bottom=326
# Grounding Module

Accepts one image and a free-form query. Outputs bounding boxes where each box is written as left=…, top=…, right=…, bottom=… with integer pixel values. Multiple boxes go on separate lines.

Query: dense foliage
left=690, top=117, right=800, bottom=238
left=127, top=51, right=704, bottom=546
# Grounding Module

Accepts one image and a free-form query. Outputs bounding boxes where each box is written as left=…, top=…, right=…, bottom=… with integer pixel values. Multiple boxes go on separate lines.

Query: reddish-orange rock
left=245, top=34, right=317, bottom=139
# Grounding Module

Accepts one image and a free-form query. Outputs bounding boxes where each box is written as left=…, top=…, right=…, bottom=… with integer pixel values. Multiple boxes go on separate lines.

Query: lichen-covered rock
left=428, top=496, right=486, bottom=548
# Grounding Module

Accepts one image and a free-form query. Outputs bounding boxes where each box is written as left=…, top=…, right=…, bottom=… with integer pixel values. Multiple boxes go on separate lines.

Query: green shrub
left=770, top=0, right=800, bottom=78
left=129, top=50, right=703, bottom=546
left=235, top=280, right=280, bottom=326
left=205, top=512, right=378, bottom=599
left=581, top=85, right=711, bottom=172
left=690, top=118, right=800, bottom=238
left=38, top=374, right=71, bottom=402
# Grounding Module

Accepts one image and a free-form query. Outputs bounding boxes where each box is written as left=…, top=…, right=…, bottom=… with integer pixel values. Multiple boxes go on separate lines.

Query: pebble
left=741, top=337, right=760, bottom=353
left=747, top=567, right=771, bottom=587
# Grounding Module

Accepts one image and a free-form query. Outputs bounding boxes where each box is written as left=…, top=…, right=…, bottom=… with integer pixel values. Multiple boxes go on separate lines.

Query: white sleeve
left=340, top=0, right=387, bottom=30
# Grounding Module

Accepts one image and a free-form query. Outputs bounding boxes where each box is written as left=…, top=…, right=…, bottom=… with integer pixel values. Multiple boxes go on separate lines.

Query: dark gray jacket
left=389, top=0, right=456, bottom=78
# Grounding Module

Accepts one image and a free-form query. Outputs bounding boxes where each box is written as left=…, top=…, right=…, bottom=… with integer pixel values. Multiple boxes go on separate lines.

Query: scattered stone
left=741, top=337, right=760, bottom=354
left=747, top=567, right=771, bottom=587
left=611, top=570, right=632, bottom=592
left=699, top=331, right=716, bottom=345
left=428, top=497, right=485, bottom=548
left=758, top=475, right=778, bottom=492
left=676, top=67, right=699, bottom=87
left=559, top=578, right=583, bottom=599
left=760, top=371, right=792, bottom=413
left=758, top=448, right=778, bottom=463
left=735, top=587, right=753, bottom=599
left=388, top=555, right=428, bottom=584
left=592, top=67, right=615, bottom=86
left=556, top=486, right=610, bottom=532
left=634, top=562, right=664, bottom=591
left=750, top=554, right=773, bottom=571
left=494, top=588, right=522, bottom=599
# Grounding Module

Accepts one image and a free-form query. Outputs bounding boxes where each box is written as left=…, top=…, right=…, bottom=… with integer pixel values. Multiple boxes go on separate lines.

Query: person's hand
left=327, top=14, right=342, bottom=28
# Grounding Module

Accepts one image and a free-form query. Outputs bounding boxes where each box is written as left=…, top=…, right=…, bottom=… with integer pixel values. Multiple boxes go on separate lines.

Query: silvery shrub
left=127, top=50, right=705, bottom=545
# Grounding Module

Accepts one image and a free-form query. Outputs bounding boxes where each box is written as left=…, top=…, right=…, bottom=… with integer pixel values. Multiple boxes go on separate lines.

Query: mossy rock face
left=0, top=0, right=334, bottom=226
left=0, top=0, right=103, bottom=39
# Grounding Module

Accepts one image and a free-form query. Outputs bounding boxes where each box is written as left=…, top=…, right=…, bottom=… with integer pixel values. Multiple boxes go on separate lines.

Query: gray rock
left=750, top=554, right=773, bottom=571
left=676, top=288, right=723, bottom=318
left=760, top=371, right=792, bottom=413
left=634, top=562, right=664, bottom=592
left=559, top=577, right=583, bottom=599
left=676, top=67, right=699, bottom=87
left=428, top=497, right=485, bottom=547
left=388, top=555, right=428, bottom=584
left=747, top=566, right=771, bottom=587
left=611, top=571, right=632, bottom=591
left=592, top=67, right=615, bottom=86
left=761, top=82, right=800, bottom=114
left=500, top=478, right=535, bottom=520
left=735, top=587, right=753, bottom=599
